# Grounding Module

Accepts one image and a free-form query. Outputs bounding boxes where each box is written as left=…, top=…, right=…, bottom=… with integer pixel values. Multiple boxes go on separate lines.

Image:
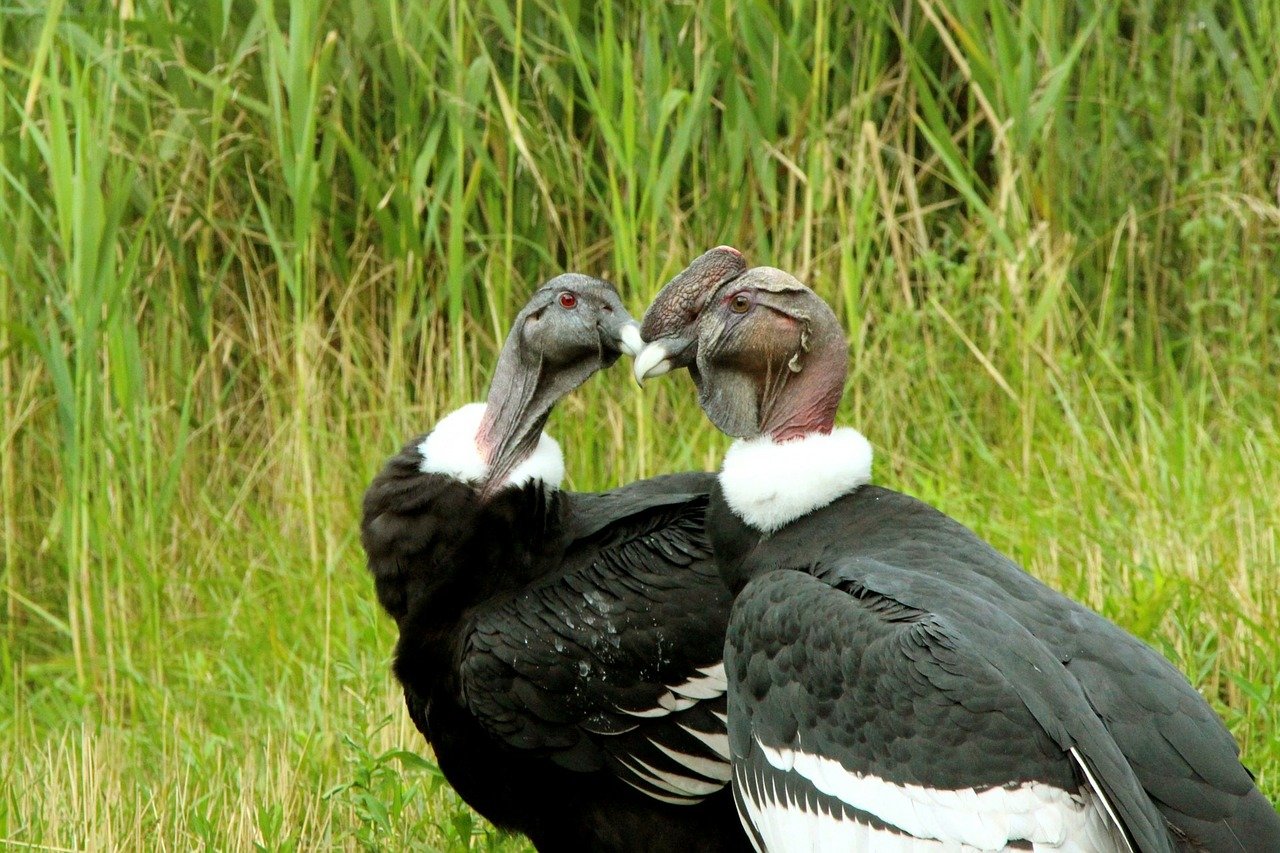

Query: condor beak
left=632, top=342, right=672, bottom=385
left=633, top=332, right=700, bottom=384
left=598, top=308, right=643, bottom=359
left=617, top=323, right=644, bottom=358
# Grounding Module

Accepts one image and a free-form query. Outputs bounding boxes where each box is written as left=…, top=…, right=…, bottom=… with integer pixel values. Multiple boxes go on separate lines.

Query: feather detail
left=718, top=427, right=872, bottom=533
left=417, top=402, right=564, bottom=490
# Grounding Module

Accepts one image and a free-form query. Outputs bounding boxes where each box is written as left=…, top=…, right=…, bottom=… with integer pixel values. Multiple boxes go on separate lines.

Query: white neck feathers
left=718, top=427, right=873, bottom=534
left=416, top=402, right=565, bottom=490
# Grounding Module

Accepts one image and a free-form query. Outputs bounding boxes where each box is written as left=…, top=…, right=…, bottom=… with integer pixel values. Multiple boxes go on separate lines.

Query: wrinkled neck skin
left=476, top=347, right=552, bottom=495
left=708, top=328, right=870, bottom=587
left=757, top=335, right=847, bottom=443
left=474, top=337, right=603, bottom=499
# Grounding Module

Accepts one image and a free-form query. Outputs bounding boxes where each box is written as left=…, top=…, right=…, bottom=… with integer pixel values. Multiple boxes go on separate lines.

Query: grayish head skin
left=638, top=266, right=848, bottom=442
left=477, top=274, right=640, bottom=495
left=632, top=246, right=747, bottom=384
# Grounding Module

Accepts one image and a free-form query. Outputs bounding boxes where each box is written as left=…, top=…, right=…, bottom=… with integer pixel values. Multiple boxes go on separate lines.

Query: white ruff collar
left=718, top=427, right=873, bottom=533
left=416, top=402, right=565, bottom=490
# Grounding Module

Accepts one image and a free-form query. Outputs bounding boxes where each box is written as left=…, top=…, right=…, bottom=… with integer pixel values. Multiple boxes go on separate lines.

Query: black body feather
left=712, top=482, right=1280, bottom=851
left=362, top=438, right=746, bottom=852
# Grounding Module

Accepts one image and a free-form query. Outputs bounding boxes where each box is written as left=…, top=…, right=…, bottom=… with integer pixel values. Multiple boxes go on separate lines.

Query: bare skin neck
left=760, top=341, right=846, bottom=443
left=474, top=343, right=553, bottom=498
left=473, top=342, right=598, bottom=499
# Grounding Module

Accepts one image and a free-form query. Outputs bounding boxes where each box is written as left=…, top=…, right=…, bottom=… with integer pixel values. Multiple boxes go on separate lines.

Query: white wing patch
left=617, top=775, right=698, bottom=806
left=618, top=663, right=728, bottom=719
left=747, top=740, right=1127, bottom=851
left=670, top=663, right=728, bottom=699
left=736, top=761, right=916, bottom=852
left=609, top=663, right=732, bottom=803
left=618, top=754, right=724, bottom=798
left=650, top=738, right=733, bottom=783
left=679, top=723, right=731, bottom=761
left=657, top=692, right=698, bottom=713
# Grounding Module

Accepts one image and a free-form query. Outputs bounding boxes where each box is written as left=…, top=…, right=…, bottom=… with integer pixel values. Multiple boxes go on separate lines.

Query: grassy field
left=2, top=0, right=1278, bottom=849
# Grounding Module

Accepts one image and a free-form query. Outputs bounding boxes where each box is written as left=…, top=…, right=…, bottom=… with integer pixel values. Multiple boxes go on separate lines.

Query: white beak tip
left=618, top=323, right=644, bottom=358
left=632, top=343, right=673, bottom=385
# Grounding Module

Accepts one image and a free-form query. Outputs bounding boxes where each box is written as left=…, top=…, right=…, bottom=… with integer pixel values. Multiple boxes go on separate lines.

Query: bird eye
left=729, top=293, right=751, bottom=314
left=558, top=292, right=578, bottom=309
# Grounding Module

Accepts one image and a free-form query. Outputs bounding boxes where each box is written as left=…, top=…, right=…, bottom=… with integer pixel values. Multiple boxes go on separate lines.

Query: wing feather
left=459, top=477, right=736, bottom=804
left=725, top=569, right=1171, bottom=851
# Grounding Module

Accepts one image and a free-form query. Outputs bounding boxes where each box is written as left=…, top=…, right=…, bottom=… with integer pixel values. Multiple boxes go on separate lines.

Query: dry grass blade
left=1, top=1, right=1277, bottom=850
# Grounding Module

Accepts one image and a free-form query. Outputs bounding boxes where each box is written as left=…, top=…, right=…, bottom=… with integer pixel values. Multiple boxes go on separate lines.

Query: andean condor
left=361, top=270, right=752, bottom=851
left=634, top=263, right=1280, bottom=851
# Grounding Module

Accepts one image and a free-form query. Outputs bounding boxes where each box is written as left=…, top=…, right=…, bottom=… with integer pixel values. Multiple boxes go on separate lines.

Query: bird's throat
left=477, top=383, right=555, bottom=497
left=759, top=344, right=846, bottom=443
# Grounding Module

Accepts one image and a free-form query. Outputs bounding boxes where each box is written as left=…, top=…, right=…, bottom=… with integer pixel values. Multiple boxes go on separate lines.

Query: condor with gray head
left=362, top=273, right=747, bottom=852
left=638, top=263, right=1279, bottom=851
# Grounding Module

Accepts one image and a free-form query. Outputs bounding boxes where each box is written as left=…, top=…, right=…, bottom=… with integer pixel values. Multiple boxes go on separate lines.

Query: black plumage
left=364, top=460, right=742, bottom=850
left=361, top=275, right=748, bottom=851
left=711, top=484, right=1280, bottom=850
left=635, top=259, right=1280, bottom=850
left=717, top=489, right=1173, bottom=850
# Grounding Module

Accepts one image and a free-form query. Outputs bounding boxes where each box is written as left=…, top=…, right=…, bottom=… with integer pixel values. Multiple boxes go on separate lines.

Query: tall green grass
left=2, top=0, right=1277, bottom=848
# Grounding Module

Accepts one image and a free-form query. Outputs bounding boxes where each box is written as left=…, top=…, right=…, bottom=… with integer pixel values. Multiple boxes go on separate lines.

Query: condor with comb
left=636, top=263, right=1279, bottom=850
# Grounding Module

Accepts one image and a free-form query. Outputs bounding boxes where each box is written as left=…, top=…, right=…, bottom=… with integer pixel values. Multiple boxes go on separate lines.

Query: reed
left=2, top=0, right=1277, bottom=848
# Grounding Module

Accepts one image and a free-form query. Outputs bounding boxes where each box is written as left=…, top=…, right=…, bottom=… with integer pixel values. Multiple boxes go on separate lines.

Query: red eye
left=558, top=292, right=577, bottom=309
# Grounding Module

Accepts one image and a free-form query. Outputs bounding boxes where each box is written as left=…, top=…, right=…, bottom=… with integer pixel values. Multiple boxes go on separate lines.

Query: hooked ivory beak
left=632, top=341, right=674, bottom=385
left=617, top=323, right=644, bottom=358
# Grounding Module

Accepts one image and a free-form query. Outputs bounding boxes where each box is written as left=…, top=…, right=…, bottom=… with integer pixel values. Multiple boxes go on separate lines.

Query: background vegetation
left=2, top=0, right=1277, bottom=849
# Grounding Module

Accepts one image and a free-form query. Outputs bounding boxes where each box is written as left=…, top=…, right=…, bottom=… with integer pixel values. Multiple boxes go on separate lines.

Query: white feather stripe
left=416, top=403, right=564, bottom=489
left=718, top=427, right=873, bottom=534
left=616, top=691, right=696, bottom=718
left=678, top=723, right=732, bottom=761
left=617, top=755, right=700, bottom=801
left=669, top=680, right=723, bottom=700
left=647, top=737, right=733, bottom=783
left=756, top=741, right=1126, bottom=851
left=697, top=661, right=728, bottom=688
left=617, top=666, right=726, bottom=717
left=669, top=664, right=728, bottom=700
left=617, top=753, right=723, bottom=797
left=732, top=766, right=767, bottom=853
left=735, top=762, right=922, bottom=852
left=1070, top=747, right=1135, bottom=853
left=657, top=691, right=699, bottom=712
left=617, top=774, right=701, bottom=806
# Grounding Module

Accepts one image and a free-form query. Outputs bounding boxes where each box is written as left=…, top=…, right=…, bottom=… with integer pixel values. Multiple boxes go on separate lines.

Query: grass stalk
left=1, top=1, right=1277, bottom=848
